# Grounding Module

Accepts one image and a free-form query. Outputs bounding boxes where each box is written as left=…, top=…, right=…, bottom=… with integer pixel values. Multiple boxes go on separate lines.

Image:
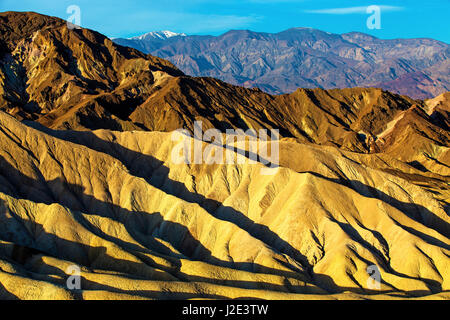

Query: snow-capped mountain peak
left=131, top=31, right=187, bottom=41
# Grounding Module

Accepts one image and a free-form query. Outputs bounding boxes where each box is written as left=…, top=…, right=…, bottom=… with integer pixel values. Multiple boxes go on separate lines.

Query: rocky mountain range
left=114, top=28, right=450, bottom=99
left=0, top=11, right=449, bottom=300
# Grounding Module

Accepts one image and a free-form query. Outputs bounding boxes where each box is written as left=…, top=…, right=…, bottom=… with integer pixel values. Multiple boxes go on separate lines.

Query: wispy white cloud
left=247, top=0, right=307, bottom=2
left=304, top=5, right=404, bottom=15
left=113, top=11, right=263, bottom=36
left=185, top=14, right=263, bottom=33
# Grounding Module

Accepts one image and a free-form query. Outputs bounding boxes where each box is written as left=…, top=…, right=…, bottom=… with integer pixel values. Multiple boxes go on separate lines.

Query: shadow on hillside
left=327, top=216, right=443, bottom=294
left=1, top=123, right=449, bottom=297
left=0, top=281, right=18, bottom=300
left=342, top=176, right=449, bottom=239
left=32, top=123, right=450, bottom=240
left=0, top=154, right=334, bottom=297
left=21, top=123, right=311, bottom=272
left=0, top=196, right=416, bottom=298
left=0, top=211, right=230, bottom=300
left=0, top=196, right=330, bottom=298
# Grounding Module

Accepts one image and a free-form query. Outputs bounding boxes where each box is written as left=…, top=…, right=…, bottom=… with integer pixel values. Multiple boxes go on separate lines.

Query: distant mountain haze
left=114, top=28, right=450, bottom=99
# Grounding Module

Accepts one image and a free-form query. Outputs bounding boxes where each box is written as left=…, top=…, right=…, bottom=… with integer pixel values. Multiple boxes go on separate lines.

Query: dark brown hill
left=0, top=12, right=448, bottom=163
left=0, top=11, right=182, bottom=130
left=0, top=12, right=448, bottom=300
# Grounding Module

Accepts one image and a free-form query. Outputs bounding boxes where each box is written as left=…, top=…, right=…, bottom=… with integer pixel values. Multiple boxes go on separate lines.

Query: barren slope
left=2, top=12, right=447, bottom=160
left=0, top=112, right=448, bottom=300
left=0, top=11, right=449, bottom=301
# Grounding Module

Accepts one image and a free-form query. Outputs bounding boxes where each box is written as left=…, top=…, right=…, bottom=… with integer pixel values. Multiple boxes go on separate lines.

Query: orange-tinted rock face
left=2, top=13, right=446, bottom=154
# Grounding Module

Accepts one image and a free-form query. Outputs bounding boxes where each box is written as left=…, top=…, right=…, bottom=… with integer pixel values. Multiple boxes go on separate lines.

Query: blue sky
left=0, top=0, right=449, bottom=42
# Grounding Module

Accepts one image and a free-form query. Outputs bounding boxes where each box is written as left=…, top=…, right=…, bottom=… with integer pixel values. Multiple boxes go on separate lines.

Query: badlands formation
left=114, top=27, right=450, bottom=100
left=0, top=12, right=449, bottom=300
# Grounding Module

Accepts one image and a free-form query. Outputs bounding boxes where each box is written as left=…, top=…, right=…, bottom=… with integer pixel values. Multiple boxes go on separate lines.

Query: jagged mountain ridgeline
left=113, top=28, right=450, bottom=100
left=0, top=12, right=449, bottom=300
